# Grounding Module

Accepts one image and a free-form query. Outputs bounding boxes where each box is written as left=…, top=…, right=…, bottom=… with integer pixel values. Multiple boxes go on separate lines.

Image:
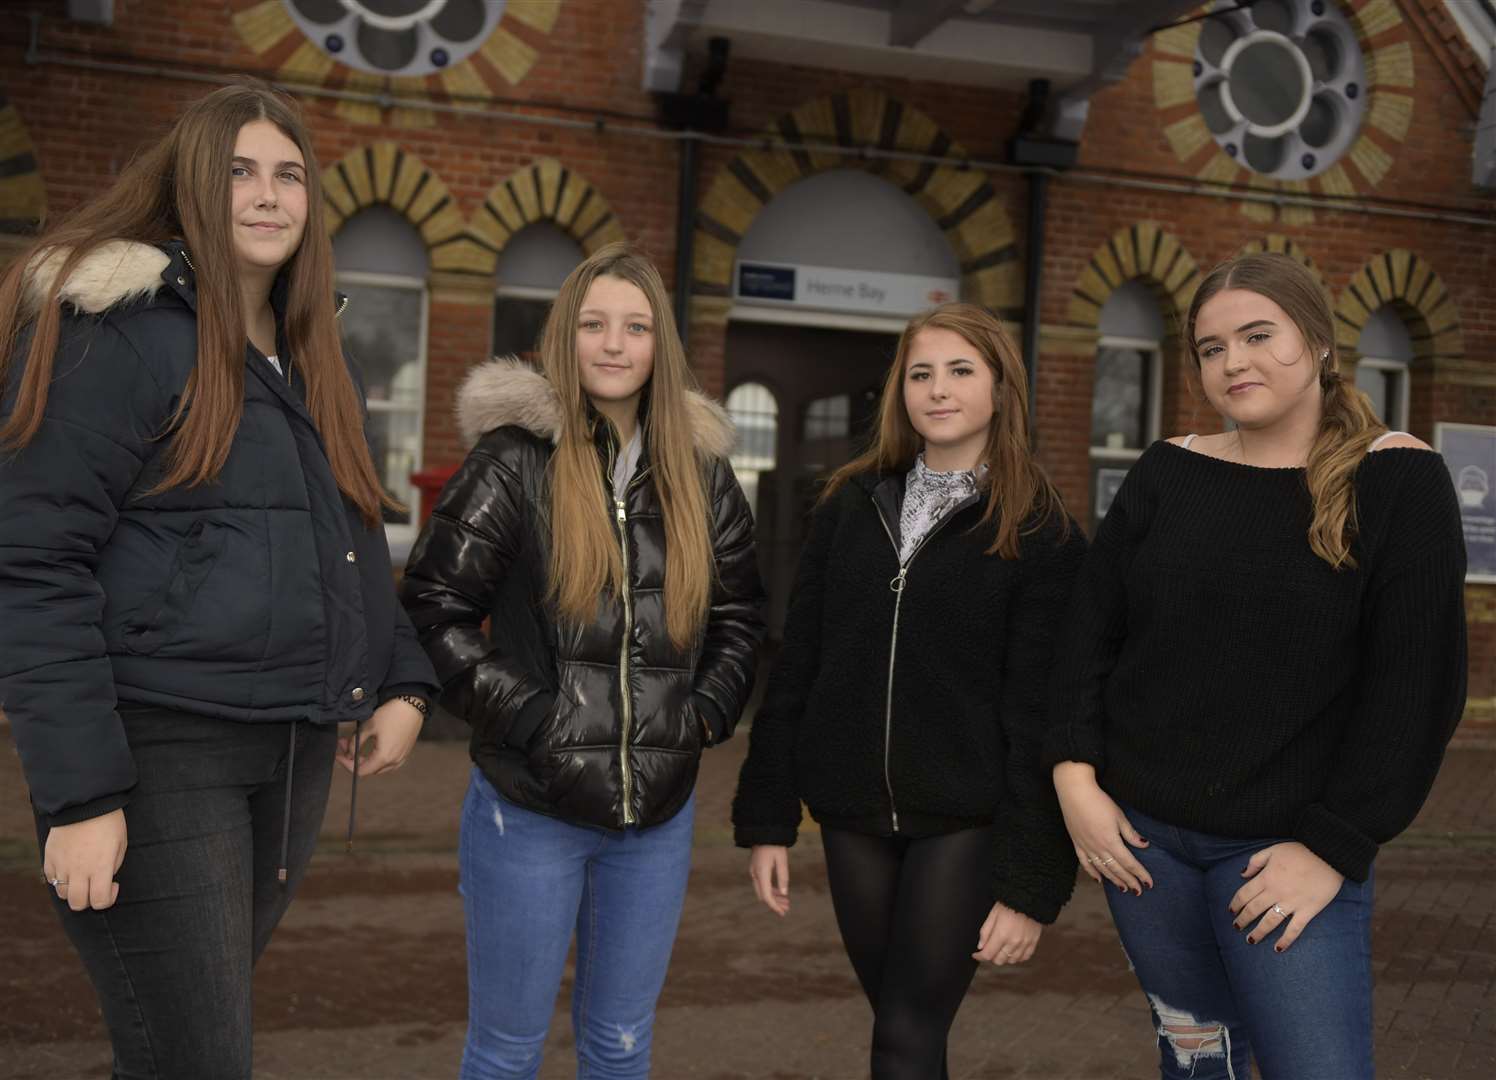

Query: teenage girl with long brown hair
left=1047, top=252, right=1467, bottom=1078
left=400, top=242, right=765, bottom=1079
left=0, top=82, right=438, bottom=1076
left=732, top=302, right=1085, bottom=1079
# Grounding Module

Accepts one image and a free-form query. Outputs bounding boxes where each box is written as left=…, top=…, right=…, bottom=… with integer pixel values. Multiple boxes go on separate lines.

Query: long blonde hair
left=822, top=302, right=1068, bottom=558
left=1186, top=252, right=1386, bottom=568
left=0, top=81, right=392, bottom=526
left=539, top=243, right=714, bottom=648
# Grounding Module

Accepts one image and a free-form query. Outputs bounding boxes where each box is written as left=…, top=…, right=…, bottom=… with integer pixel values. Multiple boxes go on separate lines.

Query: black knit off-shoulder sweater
left=1044, top=441, right=1468, bottom=883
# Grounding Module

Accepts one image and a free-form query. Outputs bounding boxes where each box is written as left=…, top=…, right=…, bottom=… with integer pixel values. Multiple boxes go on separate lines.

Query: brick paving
left=1, top=721, right=1492, bottom=1079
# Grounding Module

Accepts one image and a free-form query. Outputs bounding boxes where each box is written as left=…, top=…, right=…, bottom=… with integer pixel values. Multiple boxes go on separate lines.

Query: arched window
left=333, top=205, right=430, bottom=546
left=493, top=223, right=585, bottom=363
left=1355, top=305, right=1413, bottom=430
left=726, top=382, right=779, bottom=520
left=1090, top=280, right=1166, bottom=527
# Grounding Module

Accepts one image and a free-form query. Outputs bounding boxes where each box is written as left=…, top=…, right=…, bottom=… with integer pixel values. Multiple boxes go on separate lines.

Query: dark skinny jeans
left=35, top=704, right=335, bottom=1080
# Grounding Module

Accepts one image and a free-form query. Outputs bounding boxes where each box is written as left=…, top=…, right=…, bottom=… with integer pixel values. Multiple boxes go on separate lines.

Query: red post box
left=409, top=464, right=460, bottom=525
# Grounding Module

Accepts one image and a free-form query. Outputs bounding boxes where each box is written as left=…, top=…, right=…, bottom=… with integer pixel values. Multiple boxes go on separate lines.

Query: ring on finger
left=1100, top=856, right=1115, bottom=866
left=1272, top=903, right=1289, bottom=918
left=1087, top=855, right=1102, bottom=864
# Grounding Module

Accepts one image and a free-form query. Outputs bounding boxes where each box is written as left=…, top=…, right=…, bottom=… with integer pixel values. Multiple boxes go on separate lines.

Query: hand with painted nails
left=748, top=844, right=791, bottom=916
left=1052, top=761, right=1154, bottom=895
left=1228, top=842, right=1344, bottom=952
left=973, top=901, right=1041, bottom=965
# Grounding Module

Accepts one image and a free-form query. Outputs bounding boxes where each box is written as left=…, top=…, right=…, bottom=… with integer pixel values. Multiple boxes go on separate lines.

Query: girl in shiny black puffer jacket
left=401, top=243, right=765, bottom=1079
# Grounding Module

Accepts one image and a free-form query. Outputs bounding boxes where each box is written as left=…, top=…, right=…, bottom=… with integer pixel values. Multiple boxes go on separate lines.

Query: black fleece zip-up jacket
left=732, top=469, right=1087, bottom=924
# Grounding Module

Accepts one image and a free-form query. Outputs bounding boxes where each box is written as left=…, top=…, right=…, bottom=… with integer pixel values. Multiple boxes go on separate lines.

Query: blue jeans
left=1105, top=804, right=1375, bottom=1080
left=459, top=767, right=695, bottom=1080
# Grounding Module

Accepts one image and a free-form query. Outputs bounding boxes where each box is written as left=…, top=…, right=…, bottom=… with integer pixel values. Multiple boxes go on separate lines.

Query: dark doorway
left=724, top=319, right=900, bottom=638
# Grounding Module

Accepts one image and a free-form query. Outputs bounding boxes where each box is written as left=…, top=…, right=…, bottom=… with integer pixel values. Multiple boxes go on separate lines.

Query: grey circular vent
left=283, top=0, right=505, bottom=77
left=1193, top=0, right=1366, bottom=180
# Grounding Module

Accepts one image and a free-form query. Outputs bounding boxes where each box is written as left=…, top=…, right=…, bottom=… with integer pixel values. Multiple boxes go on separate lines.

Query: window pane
left=338, top=283, right=423, bottom=408
left=1355, top=363, right=1389, bottom=425
left=337, top=279, right=425, bottom=525
left=1091, top=346, right=1147, bottom=449
left=493, top=297, right=552, bottom=363
left=727, top=382, right=779, bottom=467
left=727, top=382, right=779, bottom=523
left=366, top=407, right=421, bottom=525
left=804, top=394, right=850, bottom=440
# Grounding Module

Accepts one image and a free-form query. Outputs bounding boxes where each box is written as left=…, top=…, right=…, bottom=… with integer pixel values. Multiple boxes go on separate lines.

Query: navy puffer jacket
left=0, top=240, right=439, bottom=825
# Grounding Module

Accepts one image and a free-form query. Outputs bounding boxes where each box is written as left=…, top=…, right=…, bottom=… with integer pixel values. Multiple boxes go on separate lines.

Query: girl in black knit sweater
left=733, top=303, right=1086, bottom=1079
left=1047, top=253, right=1466, bottom=1079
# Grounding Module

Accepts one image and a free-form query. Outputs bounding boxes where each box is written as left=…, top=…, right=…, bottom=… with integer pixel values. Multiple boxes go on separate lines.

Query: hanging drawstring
left=346, top=718, right=363, bottom=854
left=277, top=719, right=297, bottom=885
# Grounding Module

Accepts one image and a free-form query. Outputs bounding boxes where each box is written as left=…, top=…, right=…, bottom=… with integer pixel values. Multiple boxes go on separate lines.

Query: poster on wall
left=1094, top=467, right=1130, bottom=522
left=1434, top=423, right=1496, bottom=583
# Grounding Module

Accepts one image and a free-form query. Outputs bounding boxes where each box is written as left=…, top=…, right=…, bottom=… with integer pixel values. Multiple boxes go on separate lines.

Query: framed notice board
left=1434, top=423, right=1496, bottom=583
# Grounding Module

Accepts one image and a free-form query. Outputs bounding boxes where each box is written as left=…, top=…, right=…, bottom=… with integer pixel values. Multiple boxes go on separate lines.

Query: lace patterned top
left=898, top=454, right=985, bottom=563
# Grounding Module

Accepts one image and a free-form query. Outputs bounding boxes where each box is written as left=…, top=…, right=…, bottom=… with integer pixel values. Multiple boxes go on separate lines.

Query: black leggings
left=821, top=825, right=996, bottom=1080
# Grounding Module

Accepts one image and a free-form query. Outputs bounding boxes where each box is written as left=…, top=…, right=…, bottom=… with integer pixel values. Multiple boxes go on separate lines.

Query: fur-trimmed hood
left=22, top=240, right=173, bottom=316
left=455, top=356, right=736, bottom=458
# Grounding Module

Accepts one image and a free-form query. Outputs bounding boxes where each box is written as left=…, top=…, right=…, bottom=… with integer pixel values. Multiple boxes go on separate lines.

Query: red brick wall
left=3, top=0, right=1492, bottom=735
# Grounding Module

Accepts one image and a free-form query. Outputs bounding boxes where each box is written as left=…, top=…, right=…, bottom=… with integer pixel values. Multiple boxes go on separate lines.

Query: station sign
left=735, top=260, right=959, bottom=318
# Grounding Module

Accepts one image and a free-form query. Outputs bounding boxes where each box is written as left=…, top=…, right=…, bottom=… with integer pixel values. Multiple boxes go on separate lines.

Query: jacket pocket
left=120, top=520, right=227, bottom=656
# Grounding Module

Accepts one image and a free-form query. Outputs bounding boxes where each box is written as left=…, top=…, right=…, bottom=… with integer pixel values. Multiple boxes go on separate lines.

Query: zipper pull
left=889, top=567, right=907, bottom=594
left=615, top=499, right=626, bottom=523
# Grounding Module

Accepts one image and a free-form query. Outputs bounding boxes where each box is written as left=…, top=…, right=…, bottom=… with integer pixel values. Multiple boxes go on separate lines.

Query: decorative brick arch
left=1062, top=222, right=1210, bottom=451
left=693, top=87, right=1022, bottom=316
left=1334, top=250, right=1463, bottom=366
left=1066, top=222, right=1201, bottom=332
left=320, top=142, right=477, bottom=273
left=1336, top=250, right=1464, bottom=437
left=0, top=92, right=46, bottom=233
left=1239, top=234, right=1327, bottom=293
left=467, top=158, right=628, bottom=275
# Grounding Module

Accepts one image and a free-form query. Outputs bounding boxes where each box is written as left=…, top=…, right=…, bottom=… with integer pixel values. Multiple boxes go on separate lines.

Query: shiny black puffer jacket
left=401, top=359, right=766, bottom=830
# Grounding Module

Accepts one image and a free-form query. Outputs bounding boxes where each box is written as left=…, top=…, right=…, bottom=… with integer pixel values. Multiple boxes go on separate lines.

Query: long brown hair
left=822, top=302, right=1068, bottom=559
left=539, top=243, right=714, bottom=649
left=0, top=80, right=391, bottom=526
left=1185, top=252, right=1385, bottom=568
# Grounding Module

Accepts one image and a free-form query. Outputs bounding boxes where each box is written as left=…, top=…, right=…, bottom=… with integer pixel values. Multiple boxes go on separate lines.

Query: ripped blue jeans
left=1104, top=804, right=1375, bottom=1079
left=458, top=767, right=695, bottom=1080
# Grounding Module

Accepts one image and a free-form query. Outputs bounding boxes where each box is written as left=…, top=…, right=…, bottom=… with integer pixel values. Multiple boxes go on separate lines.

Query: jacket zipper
left=871, top=492, right=979, bottom=834
left=604, top=426, right=651, bottom=828
left=614, top=495, right=637, bottom=826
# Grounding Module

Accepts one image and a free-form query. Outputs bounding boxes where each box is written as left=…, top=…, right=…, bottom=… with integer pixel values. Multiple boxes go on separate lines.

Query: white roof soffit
left=651, top=0, right=1093, bottom=92
left=1444, top=0, right=1494, bottom=69
left=645, top=0, right=1202, bottom=139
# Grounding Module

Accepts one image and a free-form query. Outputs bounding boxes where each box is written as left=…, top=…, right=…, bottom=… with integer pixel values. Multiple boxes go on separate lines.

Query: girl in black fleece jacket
left=733, top=302, right=1085, bottom=1079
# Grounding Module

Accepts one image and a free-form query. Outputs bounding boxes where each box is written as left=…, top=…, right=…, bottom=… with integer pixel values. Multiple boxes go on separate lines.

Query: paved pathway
left=2, top=723, right=1492, bottom=1079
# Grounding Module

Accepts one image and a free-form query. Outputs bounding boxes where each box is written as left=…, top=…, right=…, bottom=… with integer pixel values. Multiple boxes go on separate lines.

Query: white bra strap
left=1369, top=430, right=1410, bottom=451
left=1181, top=433, right=1198, bottom=449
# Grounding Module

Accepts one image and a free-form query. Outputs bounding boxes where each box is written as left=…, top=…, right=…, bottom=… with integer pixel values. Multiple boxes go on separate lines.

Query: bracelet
left=395, top=693, right=429, bottom=717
